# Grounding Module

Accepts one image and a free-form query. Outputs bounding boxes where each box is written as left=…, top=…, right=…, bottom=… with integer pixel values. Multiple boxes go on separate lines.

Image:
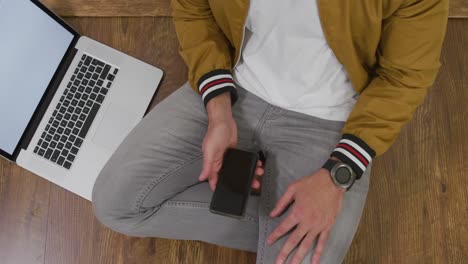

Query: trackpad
left=93, top=103, right=140, bottom=151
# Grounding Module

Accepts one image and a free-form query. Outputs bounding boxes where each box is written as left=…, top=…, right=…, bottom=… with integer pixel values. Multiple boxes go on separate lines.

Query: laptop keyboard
left=33, top=53, right=119, bottom=170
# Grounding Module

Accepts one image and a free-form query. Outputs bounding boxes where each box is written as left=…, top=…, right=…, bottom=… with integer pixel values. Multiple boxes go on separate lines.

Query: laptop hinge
left=20, top=47, right=78, bottom=152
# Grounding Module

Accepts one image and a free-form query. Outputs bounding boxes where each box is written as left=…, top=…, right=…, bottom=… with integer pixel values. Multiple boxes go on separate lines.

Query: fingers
left=267, top=212, right=297, bottom=245
left=255, top=166, right=265, bottom=176
left=289, top=231, right=317, bottom=264
left=270, top=185, right=295, bottom=217
left=311, top=230, right=330, bottom=264
left=274, top=224, right=308, bottom=264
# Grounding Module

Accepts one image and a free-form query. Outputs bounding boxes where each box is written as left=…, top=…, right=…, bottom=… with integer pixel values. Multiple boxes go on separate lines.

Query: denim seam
left=260, top=157, right=272, bottom=263
left=162, top=200, right=259, bottom=224
left=254, top=105, right=272, bottom=140
left=133, top=153, right=203, bottom=213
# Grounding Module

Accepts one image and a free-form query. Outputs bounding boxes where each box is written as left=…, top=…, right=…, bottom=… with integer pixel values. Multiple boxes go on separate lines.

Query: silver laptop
left=0, top=0, right=163, bottom=200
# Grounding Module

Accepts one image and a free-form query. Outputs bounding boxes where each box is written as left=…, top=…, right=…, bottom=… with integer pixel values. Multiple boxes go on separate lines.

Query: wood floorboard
left=0, top=158, right=51, bottom=264
left=0, top=17, right=466, bottom=264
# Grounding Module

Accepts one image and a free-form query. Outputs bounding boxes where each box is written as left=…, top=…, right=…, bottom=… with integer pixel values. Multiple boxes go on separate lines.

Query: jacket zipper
left=233, top=0, right=251, bottom=68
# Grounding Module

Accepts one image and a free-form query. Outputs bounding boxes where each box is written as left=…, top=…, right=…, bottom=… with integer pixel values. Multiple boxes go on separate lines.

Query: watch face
left=335, top=167, right=351, bottom=184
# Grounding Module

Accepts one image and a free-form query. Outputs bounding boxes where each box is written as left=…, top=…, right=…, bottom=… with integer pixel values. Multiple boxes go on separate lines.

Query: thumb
left=199, top=154, right=213, bottom=181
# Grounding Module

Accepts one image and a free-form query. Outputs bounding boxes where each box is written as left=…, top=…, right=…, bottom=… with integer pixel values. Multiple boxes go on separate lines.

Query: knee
left=91, top=166, right=141, bottom=236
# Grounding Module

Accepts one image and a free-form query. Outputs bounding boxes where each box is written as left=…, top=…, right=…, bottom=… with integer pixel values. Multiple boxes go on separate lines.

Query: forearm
left=206, top=92, right=233, bottom=123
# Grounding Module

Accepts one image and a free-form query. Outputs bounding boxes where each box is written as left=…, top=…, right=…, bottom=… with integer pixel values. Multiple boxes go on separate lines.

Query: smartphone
left=209, top=148, right=259, bottom=219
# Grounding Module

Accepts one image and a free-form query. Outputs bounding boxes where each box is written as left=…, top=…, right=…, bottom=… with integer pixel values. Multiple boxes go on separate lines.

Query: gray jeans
left=92, top=82, right=371, bottom=264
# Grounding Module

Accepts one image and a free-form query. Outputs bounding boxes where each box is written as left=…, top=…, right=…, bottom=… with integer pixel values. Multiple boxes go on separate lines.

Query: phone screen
left=209, top=148, right=258, bottom=218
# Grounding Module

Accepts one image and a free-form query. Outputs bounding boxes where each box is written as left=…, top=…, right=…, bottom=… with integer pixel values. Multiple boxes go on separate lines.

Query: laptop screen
left=0, top=0, right=74, bottom=156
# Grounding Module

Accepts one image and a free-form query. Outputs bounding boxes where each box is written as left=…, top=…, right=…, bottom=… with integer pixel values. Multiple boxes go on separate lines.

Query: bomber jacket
left=171, top=0, right=449, bottom=178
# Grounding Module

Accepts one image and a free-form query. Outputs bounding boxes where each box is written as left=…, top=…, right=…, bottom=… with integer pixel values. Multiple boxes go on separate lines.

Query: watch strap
left=322, top=158, right=339, bottom=172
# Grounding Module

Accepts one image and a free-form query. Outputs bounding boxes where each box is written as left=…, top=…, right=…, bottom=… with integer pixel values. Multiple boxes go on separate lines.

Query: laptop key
left=60, top=135, right=68, bottom=143
left=100, top=65, right=111, bottom=79
left=95, top=67, right=103, bottom=74
left=74, top=138, right=83, bottom=148
left=57, top=142, right=64, bottom=150
left=38, top=148, right=45, bottom=156
left=53, top=134, right=60, bottom=141
left=77, top=73, right=84, bottom=80
left=92, top=73, right=99, bottom=80
left=64, top=128, right=71, bottom=136
left=79, top=104, right=100, bottom=138
left=64, top=161, right=72, bottom=169
left=58, top=156, right=65, bottom=166
left=69, top=135, right=76, bottom=143
left=58, top=127, right=64, bottom=134
left=61, top=149, right=69, bottom=157
left=76, top=121, right=83, bottom=128
left=72, top=128, right=79, bottom=135
left=51, top=150, right=60, bottom=162
left=83, top=107, right=90, bottom=114
left=78, top=101, right=85, bottom=108
left=53, top=121, right=59, bottom=128
left=84, top=56, right=92, bottom=66
left=42, top=141, right=49, bottom=149
left=45, top=125, right=50, bottom=132
left=45, top=135, right=52, bottom=142
left=89, top=66, right=96, bottom=72
left=71, top=147, right=79, bottom=155
left=107, top=74, right=115, bottom=81
left=65, top=142, right=72, bottom=149
left=34, top=147, right=39, bottom=154
left=67, top=154, right=75, bottom=162
left=50, top=141, right=57, bottom=149
left=75, top=107, right=82, bottom=115
left=113, top=68, right=119, bottom=75
left=96, top=94, right=105, bottom=104
left=38, top=139, right=43, bottom=146
left=100, top=88, right=108, bottom=95
left=45, top=149, right=53, bottom=159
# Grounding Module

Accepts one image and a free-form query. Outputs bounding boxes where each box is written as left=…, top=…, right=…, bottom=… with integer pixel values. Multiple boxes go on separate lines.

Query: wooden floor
left=0, top=12, right=467, bottom=264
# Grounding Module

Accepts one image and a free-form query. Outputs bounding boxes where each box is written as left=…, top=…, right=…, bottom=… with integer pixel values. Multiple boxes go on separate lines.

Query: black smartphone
left=209, top=148, right=259, bottom=219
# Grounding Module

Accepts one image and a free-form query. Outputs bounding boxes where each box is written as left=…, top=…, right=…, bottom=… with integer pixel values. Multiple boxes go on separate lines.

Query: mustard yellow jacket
left=171, top=0, right=449, bottom=177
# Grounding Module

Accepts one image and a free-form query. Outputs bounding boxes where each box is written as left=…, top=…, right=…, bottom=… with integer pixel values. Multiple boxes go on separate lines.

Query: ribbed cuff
left=197, top=69, right=238, bottom=107
left=330, top=134, right=376, bottom=179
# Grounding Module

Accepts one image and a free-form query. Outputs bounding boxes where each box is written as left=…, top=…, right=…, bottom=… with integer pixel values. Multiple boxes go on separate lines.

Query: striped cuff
left=197, top=69, right=239, bottom=107
left=330, top=134, right=376, bottom=179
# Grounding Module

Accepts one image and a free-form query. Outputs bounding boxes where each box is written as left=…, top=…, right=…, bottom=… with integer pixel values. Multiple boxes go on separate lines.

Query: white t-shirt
left=233, top=0, right=358, bottom=121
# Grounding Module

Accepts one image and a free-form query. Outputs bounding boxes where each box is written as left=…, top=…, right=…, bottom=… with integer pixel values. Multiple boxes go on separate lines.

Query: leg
left=92, top=82, right=268, bottom=252
left=255, top=107, right=371, bottom=263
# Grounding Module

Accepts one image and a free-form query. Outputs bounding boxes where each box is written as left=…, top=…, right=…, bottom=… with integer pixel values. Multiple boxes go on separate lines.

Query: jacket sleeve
left=330, top=0, right=449, bottom=178
left=171, top=0, right=238, bottom=107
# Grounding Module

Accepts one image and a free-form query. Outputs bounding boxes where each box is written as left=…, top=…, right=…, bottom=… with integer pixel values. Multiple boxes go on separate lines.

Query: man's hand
left=267, top=168, right=345, bottom=264
left=198, top=92, right=264, bottom=191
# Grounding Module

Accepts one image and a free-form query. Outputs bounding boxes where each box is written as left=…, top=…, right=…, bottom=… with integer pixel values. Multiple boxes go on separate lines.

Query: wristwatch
left=322, top=159, right=357, bottom=191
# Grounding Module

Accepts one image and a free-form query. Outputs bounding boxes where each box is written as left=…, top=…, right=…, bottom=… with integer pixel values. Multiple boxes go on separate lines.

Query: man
left=91, top=0, right=449, bottom=263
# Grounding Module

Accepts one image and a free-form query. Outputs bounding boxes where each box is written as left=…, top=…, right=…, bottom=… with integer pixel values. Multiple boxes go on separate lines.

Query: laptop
left=0, top=0, right=163, bottom=200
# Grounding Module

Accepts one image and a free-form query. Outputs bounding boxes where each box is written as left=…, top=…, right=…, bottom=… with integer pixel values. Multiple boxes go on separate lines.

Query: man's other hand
left=267, top=168, right=345, bottom=264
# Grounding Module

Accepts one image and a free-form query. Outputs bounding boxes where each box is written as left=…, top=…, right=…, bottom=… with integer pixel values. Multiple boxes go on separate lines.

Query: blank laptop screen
left=0, top=0, right=74, bottom=156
